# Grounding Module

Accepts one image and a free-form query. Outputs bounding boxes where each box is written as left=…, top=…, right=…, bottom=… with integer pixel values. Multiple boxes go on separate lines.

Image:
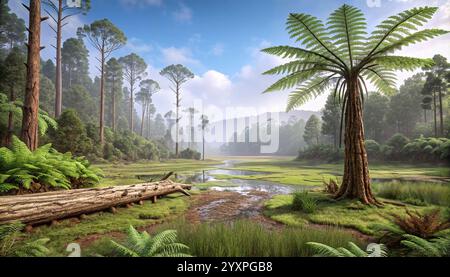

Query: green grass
left=372, top=182, right=450, bottom=206
left=90, top=220, right=362, bottom=257
left=20, top=195, right=189, bottom=256
left=213, top=158, right=449, bottom=186
left=264, top=192, right=440, bottom=235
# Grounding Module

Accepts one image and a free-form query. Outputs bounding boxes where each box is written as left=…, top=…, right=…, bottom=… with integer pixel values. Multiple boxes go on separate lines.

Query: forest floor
left=16, top=156, right=450, bottom=256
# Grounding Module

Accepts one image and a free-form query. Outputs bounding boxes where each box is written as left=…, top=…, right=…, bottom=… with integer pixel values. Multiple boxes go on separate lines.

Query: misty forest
left=0, top=0, right=449, bottom=258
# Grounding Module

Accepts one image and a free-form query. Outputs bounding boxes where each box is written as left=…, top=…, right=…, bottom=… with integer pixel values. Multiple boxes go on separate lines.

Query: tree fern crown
left=262, top=5, right=448, bottom=111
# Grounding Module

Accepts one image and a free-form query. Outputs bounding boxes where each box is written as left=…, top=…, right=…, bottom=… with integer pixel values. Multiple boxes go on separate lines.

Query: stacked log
left=0, top=180, right=191, bottom=225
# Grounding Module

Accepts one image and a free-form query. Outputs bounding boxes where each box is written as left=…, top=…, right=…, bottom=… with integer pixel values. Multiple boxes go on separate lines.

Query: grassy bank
left=90, top=220, right=361, bottom=257
left=264, top=190, right=446, bottom=235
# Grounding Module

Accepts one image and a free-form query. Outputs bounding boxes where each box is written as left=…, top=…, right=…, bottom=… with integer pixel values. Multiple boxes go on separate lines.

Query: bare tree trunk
left=140, top=101, right=146, bottom=137
left=202, top=129, right=205, bottom=161
left=54, top=0, right=63, bottom=117
left=175, top=83, right=180, bottom=157
left=335, top=77, right=378, bottom=205
left=99, top=45, right=105, bottom=144
left=433, top=90, right=437, bottom=137
left=438, top=87, right=444, bottom=137
left=111, top=76, right=116, bottom=132
left=130, top=79, right=134, bottom=132
left=21, top=0, right=43, bottom=151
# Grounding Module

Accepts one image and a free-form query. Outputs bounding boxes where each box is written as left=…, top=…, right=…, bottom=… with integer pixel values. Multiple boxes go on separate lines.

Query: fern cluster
left=0, top=136, right=102, bottom=194
left=401, top=234, right=450, bottom=257
left=0, top=222, right=50, bottom=257
left=108, top=225, right=192, bottom=257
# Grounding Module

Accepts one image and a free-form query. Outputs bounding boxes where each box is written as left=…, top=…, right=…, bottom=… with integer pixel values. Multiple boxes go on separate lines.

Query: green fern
left=108, top=225, right=192, bottom=257
left=401, top=234, right=450, bottom=257
left=0, top=222, right=50, bottom=257
left=306, top=241, right=388, bottom=257
left=0, top=136, right=102, bottom=194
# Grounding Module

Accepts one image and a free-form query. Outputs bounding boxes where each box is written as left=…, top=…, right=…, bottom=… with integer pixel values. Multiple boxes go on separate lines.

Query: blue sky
left=9, top=0, right=450, bottom=116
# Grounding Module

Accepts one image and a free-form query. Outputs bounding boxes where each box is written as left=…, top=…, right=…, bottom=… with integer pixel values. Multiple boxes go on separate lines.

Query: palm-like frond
left=366, top=6, right=439, bottom=57
left=327, top=4, right=367, bottom=66
left=286, top=75, right=337, bottom=111
left=262, top=5, right=447, bottom=111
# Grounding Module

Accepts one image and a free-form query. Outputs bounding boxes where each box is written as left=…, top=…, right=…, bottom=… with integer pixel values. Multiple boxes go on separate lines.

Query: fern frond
left=372, top=56, right=434, bottom=71
left=327, top=4, right=367, bottom=66
left=286, top=74, right=336, bottom=111
left=366, top=6, right=439, bottom=56
left=306, top=242, right=343, bottom=257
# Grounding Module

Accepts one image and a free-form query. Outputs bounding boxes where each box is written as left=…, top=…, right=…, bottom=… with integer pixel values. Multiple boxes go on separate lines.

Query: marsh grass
left=373, top=182, right=450, bottom=206
left=151, top=220, right=360, bottom=257
left=292, top=191, right=318, bottom=213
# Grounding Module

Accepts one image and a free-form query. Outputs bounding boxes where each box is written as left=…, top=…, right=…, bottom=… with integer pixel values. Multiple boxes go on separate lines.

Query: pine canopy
left=262, top=5, right=448, bottom=111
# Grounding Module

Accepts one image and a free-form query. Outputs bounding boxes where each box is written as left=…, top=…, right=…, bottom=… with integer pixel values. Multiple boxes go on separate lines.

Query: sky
left=8, top=0, right=450, bottom=118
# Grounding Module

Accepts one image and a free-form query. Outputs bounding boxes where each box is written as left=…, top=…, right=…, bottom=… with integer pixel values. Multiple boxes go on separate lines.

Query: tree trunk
left=99, top=45, right=105, bottom=144
left=140, top=102, right=146, bottom=137
left=112, top=76, right=116, bottom=132
left=433, top=90, right=437, bottom=137
left=335, top=76, right=378, bottom=205
left=438, top=87, right=444, bottom=137
left=54, top=0, right=63, bottom=118
left=21, top=0, right=42, bottom=151
left=175, top=83, right=180, bottom=157
left=147, top=104, right=151, bottom=138
left=202, top=129, right=205, bottom=161
left=130, top=80, right=134, bottom=132
left=0, top=181, right=191, bottom=226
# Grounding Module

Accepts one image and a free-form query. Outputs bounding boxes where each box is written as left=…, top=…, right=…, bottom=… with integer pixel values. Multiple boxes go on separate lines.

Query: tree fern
left=108, top=225, right=192, bottom=257
left=262, top=3, right=447, bottom=130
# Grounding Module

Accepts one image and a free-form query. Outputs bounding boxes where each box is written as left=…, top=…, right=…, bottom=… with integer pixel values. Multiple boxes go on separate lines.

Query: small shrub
left=292, top=191, right=317, bottom=213
left=179, top=148, right=201, bottom=160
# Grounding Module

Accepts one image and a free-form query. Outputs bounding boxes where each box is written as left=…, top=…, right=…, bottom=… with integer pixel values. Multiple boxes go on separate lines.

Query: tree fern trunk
left=335, top=76, right=378, bottom=205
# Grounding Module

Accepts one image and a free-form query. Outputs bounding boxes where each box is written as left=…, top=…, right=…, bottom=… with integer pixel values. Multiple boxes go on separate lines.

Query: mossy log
left=0, top=180, right=191, bottom=225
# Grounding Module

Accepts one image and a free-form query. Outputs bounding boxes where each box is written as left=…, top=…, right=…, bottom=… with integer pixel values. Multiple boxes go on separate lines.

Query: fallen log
left=0, top=180, right=192, bottom=226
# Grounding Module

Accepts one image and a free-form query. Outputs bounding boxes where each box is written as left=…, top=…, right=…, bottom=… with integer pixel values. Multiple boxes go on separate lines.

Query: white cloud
left=173, top=3, right=192, bottom=23
left=119, top=0, right=163, bottom=7
left=126, top=37, right=153, bottom=53
left=161, top=47, right=200, bottom=66
left=210, top=43, right=224, bottom=56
